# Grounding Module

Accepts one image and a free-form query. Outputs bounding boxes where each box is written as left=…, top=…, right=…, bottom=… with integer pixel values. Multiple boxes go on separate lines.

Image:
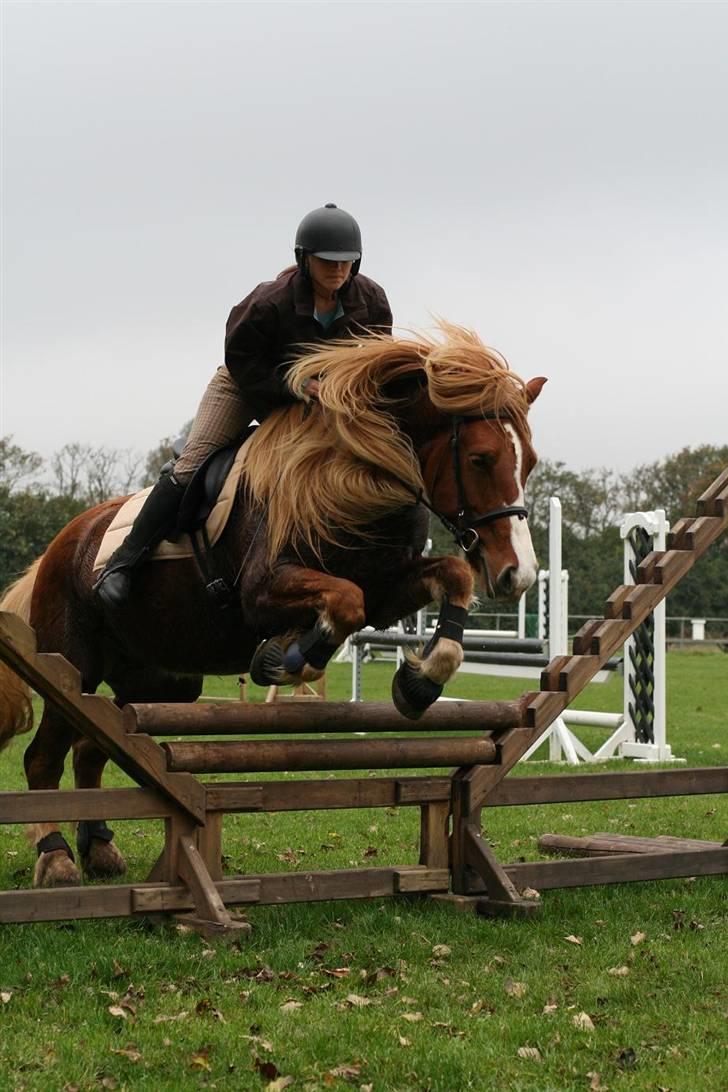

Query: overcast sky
left=2, top=0, right=726, bottom=477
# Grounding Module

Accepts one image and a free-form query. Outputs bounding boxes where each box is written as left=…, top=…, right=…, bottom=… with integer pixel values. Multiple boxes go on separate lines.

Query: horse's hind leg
left=72, top=738, right=127, bottom=879
left=24, top=708, right=82, bottom=887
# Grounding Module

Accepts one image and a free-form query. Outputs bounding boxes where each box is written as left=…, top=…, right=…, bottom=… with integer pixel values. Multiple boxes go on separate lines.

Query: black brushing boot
left=93, top=472, right=186, bottom=608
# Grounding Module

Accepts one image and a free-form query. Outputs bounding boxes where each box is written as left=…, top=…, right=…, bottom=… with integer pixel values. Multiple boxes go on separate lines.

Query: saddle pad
left=92, top=445, right=248, bottom=572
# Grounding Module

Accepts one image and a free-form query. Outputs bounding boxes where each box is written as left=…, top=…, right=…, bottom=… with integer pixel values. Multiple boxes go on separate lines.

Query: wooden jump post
left=0, top=468, right=726, bottom=935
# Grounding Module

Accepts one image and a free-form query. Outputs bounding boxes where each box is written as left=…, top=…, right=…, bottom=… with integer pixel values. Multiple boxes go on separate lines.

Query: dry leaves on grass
left=504, top=979, right=527, bottom=998
left=607, top=966, right=630, bottom=977
left=630, top=931, right=647, bottom=946
left=572, top=1012, right=595, bottom=1031
left=517, top=1046, right=541, bottom=1060
left=0, top=991, right=12, bottom=1004
left=327, top=1063, right=362, bottom=1082
left=432, top=944, right=452, bottom=958
left=401, top=1011, right=424, bottom=1023
left=110, top=1047, right=142, bottom=1063
left=564, top=934, right=583, bottom=946
left=280, top=1000, right=303, bottom=1013
left=587, top=1073, right=609, bottom=1091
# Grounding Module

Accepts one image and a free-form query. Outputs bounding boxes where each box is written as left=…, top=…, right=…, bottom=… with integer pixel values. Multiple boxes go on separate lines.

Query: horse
left=0, top=322, right=546, bottom=889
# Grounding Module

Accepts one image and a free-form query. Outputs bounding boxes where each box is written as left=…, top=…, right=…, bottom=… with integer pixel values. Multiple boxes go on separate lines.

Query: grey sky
left=2, top=0, right=726, bottom=476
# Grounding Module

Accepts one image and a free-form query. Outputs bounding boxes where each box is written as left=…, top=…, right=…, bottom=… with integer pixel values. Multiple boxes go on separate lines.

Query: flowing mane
left=238, top=321, right=531, bottom=563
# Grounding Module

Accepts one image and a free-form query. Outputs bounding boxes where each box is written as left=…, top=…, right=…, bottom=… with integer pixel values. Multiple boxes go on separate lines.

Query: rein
left=409, top=413, right=528, bottom=554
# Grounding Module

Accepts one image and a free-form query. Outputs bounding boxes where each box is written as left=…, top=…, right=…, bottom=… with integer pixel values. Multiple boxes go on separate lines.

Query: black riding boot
left=93, top=472, right=186, bottom=608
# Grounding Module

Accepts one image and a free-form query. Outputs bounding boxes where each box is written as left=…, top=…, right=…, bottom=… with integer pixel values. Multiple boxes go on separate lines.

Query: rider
left=94, top=203, right=393, bottom=608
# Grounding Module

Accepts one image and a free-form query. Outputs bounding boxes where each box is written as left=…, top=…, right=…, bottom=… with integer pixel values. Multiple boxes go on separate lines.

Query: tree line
left=1, top=433, right=726, bottom=621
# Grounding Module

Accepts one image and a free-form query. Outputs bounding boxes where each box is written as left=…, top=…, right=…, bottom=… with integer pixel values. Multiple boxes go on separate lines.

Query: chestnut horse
left=0, top=323, right=545, bottom=888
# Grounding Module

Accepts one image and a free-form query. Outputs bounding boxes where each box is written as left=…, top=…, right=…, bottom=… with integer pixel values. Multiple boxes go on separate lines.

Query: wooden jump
left=0, top=467, right=725, bottom=935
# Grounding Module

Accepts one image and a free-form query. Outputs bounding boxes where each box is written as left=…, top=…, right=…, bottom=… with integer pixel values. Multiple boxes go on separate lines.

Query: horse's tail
left=0, top=557, right=42, bottom=750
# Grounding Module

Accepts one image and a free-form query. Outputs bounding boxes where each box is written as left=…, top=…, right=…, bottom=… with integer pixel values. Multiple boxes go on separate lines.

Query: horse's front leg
left=249, top=565, right=366, bottom=687
left=368, top=554, right=475, bottom=719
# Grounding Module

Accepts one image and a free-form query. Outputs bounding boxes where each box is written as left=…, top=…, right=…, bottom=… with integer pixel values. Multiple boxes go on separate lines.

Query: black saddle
left=171, top=424, right=257, bottom=537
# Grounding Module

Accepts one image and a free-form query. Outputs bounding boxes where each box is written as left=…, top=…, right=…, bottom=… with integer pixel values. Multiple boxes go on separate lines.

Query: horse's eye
left=469, top=453, right=495, bottom=469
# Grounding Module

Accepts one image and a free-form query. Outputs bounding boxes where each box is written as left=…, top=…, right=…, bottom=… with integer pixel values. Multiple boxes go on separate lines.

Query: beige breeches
left=173, top=366, right=252, bottom=483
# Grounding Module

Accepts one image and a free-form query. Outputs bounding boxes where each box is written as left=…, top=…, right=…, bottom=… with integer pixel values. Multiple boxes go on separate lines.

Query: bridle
left=413, top=413, right=529, bottom=554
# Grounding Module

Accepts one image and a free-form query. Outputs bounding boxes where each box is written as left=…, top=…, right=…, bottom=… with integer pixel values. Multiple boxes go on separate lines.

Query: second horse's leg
left=367, top=554, right=475, bottom=718
left=249, top=566, right=366, bottom=686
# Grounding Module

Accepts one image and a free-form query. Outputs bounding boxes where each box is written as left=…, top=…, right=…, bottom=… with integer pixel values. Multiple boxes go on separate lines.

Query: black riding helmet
left=294, top=203, right=362, bottom=277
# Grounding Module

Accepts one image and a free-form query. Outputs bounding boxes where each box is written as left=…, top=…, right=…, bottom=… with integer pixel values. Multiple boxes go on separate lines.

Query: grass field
left=0, top=652, right=726, bottom=1091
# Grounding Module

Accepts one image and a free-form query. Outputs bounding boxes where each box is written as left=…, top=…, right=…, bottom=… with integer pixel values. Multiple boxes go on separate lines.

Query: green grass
left=0, top=653, right=726, bottom=1091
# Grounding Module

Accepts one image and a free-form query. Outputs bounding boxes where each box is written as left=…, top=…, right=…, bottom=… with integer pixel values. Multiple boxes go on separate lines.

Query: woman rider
left=94, top=203, right=393, bottom=608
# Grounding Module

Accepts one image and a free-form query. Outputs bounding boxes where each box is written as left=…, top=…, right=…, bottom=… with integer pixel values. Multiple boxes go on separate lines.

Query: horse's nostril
left=497, top=565, right=517, bottom=596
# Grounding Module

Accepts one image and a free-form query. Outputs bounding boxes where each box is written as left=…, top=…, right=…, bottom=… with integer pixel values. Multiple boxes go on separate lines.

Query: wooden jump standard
left=0, top=468, right=725, bottom=934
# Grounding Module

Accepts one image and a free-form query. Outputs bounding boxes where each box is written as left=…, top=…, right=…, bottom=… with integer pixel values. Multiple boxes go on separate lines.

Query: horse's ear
left=526, top=376, right=548, bottom=404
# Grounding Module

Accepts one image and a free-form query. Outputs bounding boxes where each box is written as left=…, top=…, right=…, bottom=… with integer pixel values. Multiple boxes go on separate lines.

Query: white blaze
left=503, top=424, right=538, bottom=593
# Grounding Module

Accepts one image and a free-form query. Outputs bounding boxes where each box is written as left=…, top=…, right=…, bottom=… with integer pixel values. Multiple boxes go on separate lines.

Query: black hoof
left=250, top=637, right=287, bottom=686
left=391, top=661, right=443, bottom=720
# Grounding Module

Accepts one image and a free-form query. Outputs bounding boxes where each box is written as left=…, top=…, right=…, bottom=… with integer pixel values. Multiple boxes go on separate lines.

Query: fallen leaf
left=542, top=1002, right=558, bottom=1014
left=107, top=1005, right=128, bottom=1020
left=630, top=931, right=646, bottom=946
left=344, top=993, right=372, bottom=1008
left=504, top=979, right=527, bottom=998
left=401, top=1011, right=424, bottom=1022
left=520, top=887, right=541, bottom=900
left=323, top=967, right=351, bottom=979
left=517, top=1046, right=541, bottom=1060
left=0, top=991, right=12, bottom=1004
left=267, top=1079, right=294, bottom=1092
left=110, top=1047, right=142, bottom=1063
left=564, top=934, right=583, bottom=946
left=153, top=1011, right=190, bottom=1024
left=587, top=1072, right=608, bottom=1091
left=432, top=944, right=452, bottom=958
left=572, top=1012, right=595, bottom=1031
left=398, top=1034, right=411, bottom=1047
left=254, top=1057, right=279, bottom=1081
left=328, top=1064, right=361, bottom=1079
left=607, top=966, right=630, bottom=977
left=280, top=1000, right=303, bottom=1013
left=189, top=1048, right=212, bottom=1071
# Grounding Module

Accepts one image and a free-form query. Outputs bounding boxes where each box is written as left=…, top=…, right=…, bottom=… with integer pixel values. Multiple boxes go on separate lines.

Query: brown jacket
left=224, top=269, right=392, bottom=418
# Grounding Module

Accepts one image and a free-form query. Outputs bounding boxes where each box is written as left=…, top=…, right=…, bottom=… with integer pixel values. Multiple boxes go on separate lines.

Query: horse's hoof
left=34, top=849, right=82, bottom=888
left=250, top=637, right=289, bottom=686
left=391, top=662, right=444, bottom=720
left=82, top=839, right=127, bottom=880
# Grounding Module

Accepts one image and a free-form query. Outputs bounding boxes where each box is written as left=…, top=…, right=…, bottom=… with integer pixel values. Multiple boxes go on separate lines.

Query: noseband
left=418, top=413, right=529, bottom=553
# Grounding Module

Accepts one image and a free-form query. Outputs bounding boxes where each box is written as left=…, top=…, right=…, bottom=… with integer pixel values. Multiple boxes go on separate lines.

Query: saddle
left=92, top=427, right=256, bottom=575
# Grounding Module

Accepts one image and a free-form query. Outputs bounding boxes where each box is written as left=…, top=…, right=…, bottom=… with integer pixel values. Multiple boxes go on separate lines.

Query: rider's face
left=307, top=255, right=353, bottom=296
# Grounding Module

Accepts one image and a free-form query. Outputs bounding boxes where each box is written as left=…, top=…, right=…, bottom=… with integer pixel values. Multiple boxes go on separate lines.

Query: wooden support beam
left=126, top=698, right=524, bottom=736
left=163, top=736, right=497, bottom=774
left=503, top=847, right=728, bottom=889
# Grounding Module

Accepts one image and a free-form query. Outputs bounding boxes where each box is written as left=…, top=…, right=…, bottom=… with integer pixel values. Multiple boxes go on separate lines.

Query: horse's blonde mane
left=238, top=321, right=530, bottom=563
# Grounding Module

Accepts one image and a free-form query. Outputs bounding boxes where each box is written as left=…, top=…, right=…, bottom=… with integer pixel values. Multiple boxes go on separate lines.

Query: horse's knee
left=323, top=584, right=366, bottom=641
